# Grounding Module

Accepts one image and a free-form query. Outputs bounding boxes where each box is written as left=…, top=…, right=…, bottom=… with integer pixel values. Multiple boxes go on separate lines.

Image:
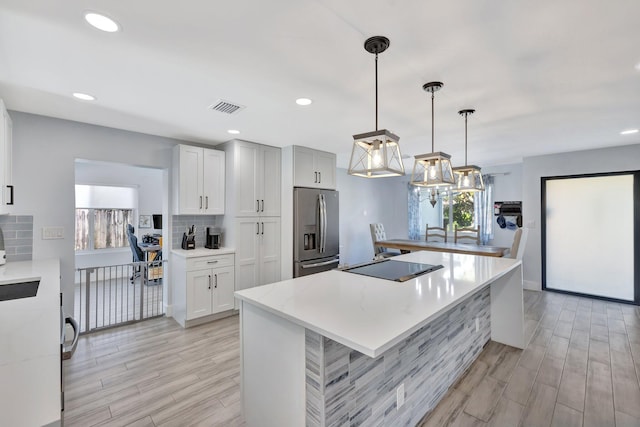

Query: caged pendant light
left=348, top=36, right=405, bottom=178
left=410, top=82, right=455, bottom=191
left=452, top=109, right=484, bottom=192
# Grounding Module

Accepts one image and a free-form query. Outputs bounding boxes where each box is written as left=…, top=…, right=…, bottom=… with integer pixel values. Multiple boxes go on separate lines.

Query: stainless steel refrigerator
left=293, top=187, right=339, bottom=277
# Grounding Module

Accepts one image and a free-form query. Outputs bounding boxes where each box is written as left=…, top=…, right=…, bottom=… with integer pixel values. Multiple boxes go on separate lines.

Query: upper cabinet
left=0, top=100, right=13, bottom=214
left=293, top=146, right=336, bottom=190
left=224, top=140, right=281, bottom=217
left=173, top=145, right=225, bottom=215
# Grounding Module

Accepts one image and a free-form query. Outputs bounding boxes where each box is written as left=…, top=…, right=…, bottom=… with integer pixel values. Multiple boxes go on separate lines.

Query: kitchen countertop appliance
left=294, top=187, right=339, bottom=277
left=205, top=227, right=222, bottom=249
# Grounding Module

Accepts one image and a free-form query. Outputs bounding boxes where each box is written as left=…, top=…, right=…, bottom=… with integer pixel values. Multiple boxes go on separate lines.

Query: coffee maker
left=205, top=227, right=222, bottom=249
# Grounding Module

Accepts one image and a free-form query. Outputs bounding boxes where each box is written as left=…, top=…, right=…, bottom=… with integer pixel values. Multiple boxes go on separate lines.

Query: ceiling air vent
left=208, top=99, right=245, bottom=115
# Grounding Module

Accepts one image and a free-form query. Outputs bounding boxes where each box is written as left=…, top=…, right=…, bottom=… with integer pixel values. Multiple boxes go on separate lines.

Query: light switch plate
left=42, top=226, right=64, bottom=240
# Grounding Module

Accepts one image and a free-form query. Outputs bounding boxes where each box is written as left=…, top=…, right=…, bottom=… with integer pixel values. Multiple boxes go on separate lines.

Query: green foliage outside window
left=443, top=192, right=474, bottom=229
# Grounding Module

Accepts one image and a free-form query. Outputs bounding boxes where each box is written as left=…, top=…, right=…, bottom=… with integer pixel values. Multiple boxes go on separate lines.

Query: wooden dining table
left=375, top=239, right=508, bottom=258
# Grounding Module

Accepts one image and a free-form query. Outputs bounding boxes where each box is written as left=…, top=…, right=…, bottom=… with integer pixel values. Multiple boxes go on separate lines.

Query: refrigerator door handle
left=300, top=258, right=339, bottom=269
left=320, top=194, right=327, bottom=254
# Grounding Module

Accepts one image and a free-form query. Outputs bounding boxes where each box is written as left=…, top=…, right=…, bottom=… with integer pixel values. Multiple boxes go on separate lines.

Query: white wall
left=522, top=143, right=640, bottom=291
left=74, top=160, right=164, bottom=269
left=10, top=111, right=191, bottom=312
left=337, top=168, right=409, bottom=266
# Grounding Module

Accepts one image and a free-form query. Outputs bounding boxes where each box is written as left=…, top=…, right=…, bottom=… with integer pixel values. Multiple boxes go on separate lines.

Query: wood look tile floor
left=65, top=290, right=640, bottom=427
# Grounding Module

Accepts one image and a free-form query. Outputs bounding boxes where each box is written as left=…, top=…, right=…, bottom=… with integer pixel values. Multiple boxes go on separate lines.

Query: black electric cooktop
left=344, top=259, right=443, bottom=282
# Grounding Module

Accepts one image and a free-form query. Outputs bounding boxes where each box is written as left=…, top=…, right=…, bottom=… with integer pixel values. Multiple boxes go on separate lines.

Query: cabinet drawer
left=186, top=254, right=234, bottom=270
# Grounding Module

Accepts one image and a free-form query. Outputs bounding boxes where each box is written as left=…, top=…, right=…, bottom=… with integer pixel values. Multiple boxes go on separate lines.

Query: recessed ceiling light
left=72, top=92, right=96, bottom=101
left=84, top=12, right=120, bottom=32
left=295, top=98, right=312, bottom=106
left=620, top=129, right=638, bottom=135
left=227, top=129, right=240, bottom=135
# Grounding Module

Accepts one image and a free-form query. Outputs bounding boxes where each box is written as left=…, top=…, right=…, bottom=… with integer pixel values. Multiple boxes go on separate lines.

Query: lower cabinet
left=186, top=265, right=234, bottom=319
left=171, top=250, right=236, bottom=327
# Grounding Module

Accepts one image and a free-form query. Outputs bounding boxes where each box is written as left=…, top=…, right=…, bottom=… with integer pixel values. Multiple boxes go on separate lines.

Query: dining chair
left=425, top=224, right=447, bottom=243
left=454, top=225, right=480, bottom=244
left=369, top=223, right=400, bottom=260
left=506, top=227, right=528, bottom=259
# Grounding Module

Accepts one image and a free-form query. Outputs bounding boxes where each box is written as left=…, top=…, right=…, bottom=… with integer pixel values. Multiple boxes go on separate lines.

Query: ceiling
left=1, top=0, right=639, bottom=169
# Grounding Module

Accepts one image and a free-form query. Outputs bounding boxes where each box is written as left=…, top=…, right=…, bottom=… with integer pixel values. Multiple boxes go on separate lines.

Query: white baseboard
left=523, top=280, right=540, bottom=291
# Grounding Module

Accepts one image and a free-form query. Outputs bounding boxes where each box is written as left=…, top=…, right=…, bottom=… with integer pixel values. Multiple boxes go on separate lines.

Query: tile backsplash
left=172, top=215, right=220, bottom=249
left=0, top=215, right=34, bottom=261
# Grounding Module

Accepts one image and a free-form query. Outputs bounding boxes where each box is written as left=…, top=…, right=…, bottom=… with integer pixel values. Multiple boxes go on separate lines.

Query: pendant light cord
left=375, top=53, right=378, bottom=131
left=464, top=112, right=468, bottom=166
left=431, top=89, right=435, bottom=152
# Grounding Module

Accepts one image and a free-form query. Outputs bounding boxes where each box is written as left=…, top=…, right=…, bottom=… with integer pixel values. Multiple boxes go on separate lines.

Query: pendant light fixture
left=452, top=109, right=485, bottom=192
left=410, top=82, right=455, bottom=193
left=348, top=36, right=405, bottom=178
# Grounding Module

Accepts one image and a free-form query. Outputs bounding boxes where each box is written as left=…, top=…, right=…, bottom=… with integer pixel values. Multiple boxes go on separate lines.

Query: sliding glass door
left=542, top=171, right=639, bottom=304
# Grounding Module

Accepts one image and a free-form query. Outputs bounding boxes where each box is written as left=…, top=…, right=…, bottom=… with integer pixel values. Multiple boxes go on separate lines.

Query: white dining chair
left=369, top=223, right=400, bottom=260
left=454, top=226, right=480, bottom=244
left=426, top=224, right=447, bottom=243
left=506, top=227, right=528, bottom=260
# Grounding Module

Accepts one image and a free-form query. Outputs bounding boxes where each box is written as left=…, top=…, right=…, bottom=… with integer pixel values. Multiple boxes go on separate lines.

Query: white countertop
left=171, top=247, right=235, bottom=258
left=0, top=260, right=43, bottom=285
left=0, top=258, right=61, bottom=427
left=235, top=251, right=521, bottom=357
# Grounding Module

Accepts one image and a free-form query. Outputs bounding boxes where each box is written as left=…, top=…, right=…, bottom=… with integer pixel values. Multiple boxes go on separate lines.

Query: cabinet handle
left=314, top=172, right=318, bottom=183
left=256, top=199, right=260, bottom=212
left=261, top=222, right=264, bottom=235
left=256, top=222, right=259, bottom=235
left=207, top=260, right=218, bottom=264
left=214, top=274, right=218, bottom=289
left=261, top=199, right=264, bottom=212
left=205, top=196, right=208, bottom=209
left=6, top=185, right=13, bottom=205
left=208, top=275, right=212, bottom=290
left=200, top=196, right=203, bottom=209
left=318, top=172, right=321, bottom=183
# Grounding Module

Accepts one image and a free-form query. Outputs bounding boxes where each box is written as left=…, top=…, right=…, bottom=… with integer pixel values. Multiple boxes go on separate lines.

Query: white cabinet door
left=212, top=265, right=235, bottom=313
left=203, top=149, right=225, bottom=215
left=235, top=218, right=260, bottom=291
left=293, top=146, right=316, bottom=188
left=259, top=217, right=281, bottom=286
left=293, top=146, right=336, bottom=190
left=315, top=151, right=336, bottom=190
left=235, top=142, right=261, bottom=216
left=261, top=145, right=281, bottom=216
left=186, top=269, right=213, bottom=319
left=0, top=100, right=12, bottom=212
left=177, top=145, right=204, bottom=214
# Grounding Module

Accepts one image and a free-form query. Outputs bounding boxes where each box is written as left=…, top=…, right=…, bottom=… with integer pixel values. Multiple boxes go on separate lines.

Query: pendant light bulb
left=452, top=109, right=484, bottom=192
left=348, top=36, right=405, bottom=178
left=410, top=81, right=455, bottom=189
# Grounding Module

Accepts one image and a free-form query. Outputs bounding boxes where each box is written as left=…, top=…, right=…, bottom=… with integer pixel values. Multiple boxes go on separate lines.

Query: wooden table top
left=375, top=239, right=508, bottom=258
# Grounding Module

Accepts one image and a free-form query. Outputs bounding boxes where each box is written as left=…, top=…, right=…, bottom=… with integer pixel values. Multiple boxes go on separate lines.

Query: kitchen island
left=234, top=251, right=523, bottom=427
left=0, top=259, right=61, bottom=427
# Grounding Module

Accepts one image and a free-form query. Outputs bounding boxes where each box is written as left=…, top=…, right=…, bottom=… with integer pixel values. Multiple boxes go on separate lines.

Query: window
left=75, top=208, right=133, bottom=251
left=75, top=185, right=138, bottom=251
left=410, top=187, right=476, bottom=239
left=442, top=192, right=475, bottom=230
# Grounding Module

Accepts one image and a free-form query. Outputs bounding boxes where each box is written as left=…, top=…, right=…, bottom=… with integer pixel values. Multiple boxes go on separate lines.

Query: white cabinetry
left=235, top=217, right=281, bottom=291
left=293, top=146, right=336, bottom=190
left=222, top=140, right=281, bottom=292
left=231, top=140, right=281, bottom=216
left=173, top=145, right=225, bottom=215
left=171, top=249, right=236, bottom=327
left=0, top=100, right=13, bottom=213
